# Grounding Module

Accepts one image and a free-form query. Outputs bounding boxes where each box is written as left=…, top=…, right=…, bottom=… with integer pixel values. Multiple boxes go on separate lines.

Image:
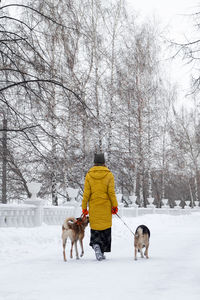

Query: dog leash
left=76, top=213, right=86, bottom=225
left=116, top=213, right=135, bottom=236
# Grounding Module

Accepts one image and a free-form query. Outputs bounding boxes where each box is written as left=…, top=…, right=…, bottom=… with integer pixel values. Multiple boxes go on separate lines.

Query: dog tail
left=136, top=227, right=143, bottom=236
left=67, top=218, right=78, bottom=230
left=62, top=217, right=76, bottom=230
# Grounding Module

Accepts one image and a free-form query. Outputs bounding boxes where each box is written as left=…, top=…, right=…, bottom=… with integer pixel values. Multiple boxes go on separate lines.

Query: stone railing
left=0, top=204, right=36, bottom=227
left=0, top=184, right=200, bottom=228
left=0, top=183, right=82, bottom=227
left=0, top=199, right=199, bottom=227
left=0, top=203, right=82, bottom=227
left=118, top=198, right=200, bottom=217
left=43, top=205, right=81, bottom=225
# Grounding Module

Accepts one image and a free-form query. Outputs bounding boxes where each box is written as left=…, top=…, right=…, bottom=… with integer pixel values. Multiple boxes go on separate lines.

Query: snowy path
left=0, top=213, right=200, bottom=300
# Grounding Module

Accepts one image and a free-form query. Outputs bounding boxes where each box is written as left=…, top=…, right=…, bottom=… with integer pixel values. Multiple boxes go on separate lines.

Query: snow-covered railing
left=0, top=183, right=82, bottom=227
left=43, top=205, right=81, bottom=225
left=118, top=198, right=200, bottom=217
left=0, top=201, right=199, bottom=227
left=0, top=183, right=199, bottom=227
left=0, top=204, right=82, bottom=227
left=0, top=204, right=36, bottom=227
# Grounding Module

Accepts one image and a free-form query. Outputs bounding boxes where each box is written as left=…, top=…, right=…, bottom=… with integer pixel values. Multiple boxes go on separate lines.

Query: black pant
left=90, top=228, right=111, bottom=253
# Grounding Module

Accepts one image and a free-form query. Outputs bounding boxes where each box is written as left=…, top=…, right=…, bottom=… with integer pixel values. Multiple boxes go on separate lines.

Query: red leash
left=76, top=213, right=86, bottom=225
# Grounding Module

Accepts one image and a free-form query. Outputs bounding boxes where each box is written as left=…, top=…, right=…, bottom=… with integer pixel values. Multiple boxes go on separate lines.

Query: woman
left=82, top=153, right=118, bottom=261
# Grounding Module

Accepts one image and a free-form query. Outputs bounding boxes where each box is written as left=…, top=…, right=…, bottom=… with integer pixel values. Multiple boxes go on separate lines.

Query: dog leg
left=144, top=243, right=149, bottom=259
left=63, top=238, right=67, bottom=262
left=140, top=247, right=144, bottom=258
left=75, top=240, right=79, bottom=260
left=134, top=247, right=138, bottom=260
left=70, top=241, right=74, bottom=259
left=79, top=238, right=84, bottom=257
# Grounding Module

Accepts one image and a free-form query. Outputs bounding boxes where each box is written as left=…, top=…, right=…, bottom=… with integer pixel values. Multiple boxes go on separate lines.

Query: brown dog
left=134, top=225, right=150, bottom=260
left=62, top=216, right=89, bottom=262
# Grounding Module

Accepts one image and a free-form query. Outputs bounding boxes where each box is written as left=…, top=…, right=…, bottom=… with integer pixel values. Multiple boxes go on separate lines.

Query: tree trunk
left=2, top=118, right=7, bottom=204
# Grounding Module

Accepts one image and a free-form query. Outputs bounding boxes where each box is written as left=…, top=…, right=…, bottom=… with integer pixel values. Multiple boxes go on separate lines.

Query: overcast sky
left=125, top=0, right=200, bottom=107
left=126, top=0, right=199, bottom=38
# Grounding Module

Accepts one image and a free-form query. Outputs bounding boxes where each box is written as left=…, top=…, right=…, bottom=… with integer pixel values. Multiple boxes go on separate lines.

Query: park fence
left=0, top=198, right=199, bottom=228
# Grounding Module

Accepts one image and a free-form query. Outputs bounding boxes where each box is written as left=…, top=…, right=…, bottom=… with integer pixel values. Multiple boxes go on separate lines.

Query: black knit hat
left=94, top=153, right=105, bottom=164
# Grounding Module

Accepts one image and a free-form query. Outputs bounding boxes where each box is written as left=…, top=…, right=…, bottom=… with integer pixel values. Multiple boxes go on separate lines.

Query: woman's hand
left=82, top=209, right=89, bottom=216
left=112, top=207, right=118, bottom=214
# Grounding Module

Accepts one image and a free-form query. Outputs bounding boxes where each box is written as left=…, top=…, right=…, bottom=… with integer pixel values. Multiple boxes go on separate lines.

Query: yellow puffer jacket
left=82, top=166, right=118, bottom=230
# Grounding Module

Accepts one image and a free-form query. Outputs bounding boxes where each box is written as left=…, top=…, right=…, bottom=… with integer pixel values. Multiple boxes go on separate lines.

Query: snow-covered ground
left=0, top=213, right=200, bottom=300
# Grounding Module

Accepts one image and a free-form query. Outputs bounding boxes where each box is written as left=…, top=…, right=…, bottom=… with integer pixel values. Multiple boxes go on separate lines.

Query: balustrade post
left=147, top=197, right=155, bottom=214
left=129, top=195, right=138, bottom=217
left=26, top=182, right=43, bottom=226
left=184, top=200, right=191, bottom=210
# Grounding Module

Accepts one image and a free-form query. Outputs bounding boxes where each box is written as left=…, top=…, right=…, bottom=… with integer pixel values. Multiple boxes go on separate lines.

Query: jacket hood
left=88, top=166, right=110, bottom=180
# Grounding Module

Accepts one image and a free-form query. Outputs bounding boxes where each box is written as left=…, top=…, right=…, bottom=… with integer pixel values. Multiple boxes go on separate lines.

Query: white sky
left=126, top=0, right=198, bottom=36
left=126, top=0, right=200, bottom=107
left=127, top=0, right=197, bottom=16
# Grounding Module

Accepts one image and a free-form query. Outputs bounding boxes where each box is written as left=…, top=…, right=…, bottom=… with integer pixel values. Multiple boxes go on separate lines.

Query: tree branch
left=0, top=4, right=78, bottom=31
left=0, top=125, right=39, bottom=132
